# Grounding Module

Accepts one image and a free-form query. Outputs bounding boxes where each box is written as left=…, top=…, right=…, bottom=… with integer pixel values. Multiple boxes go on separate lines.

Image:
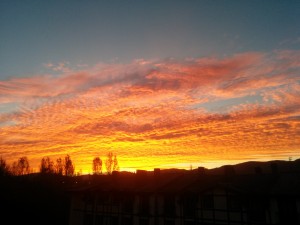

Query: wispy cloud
left=0, top=50, right=299, bottom=171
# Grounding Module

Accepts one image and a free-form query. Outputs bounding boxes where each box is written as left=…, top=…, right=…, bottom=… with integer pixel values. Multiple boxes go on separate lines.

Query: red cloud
left=0, top=50, right=299, bottom=171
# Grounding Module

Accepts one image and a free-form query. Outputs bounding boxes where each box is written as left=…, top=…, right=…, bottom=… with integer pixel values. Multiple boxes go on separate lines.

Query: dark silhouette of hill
left=205, top=158, right=300, bottom=175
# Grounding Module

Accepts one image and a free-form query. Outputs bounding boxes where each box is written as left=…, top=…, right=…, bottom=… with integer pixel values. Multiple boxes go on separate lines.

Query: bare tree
left=113, top=155, right=119, bottom=172
left=11, top=157, right=30, bottom=175
left=92, top=157, right=102, bottom=174
left=105, top=152, right=113, bottom=174
left=19, top=156, right=30, bottom=175
left=0, top=157, right=10, bottom=176
left=11, top=161, right=19, bottom=176
left=64, top=154, right=75, bottom=176
left=40, top=156, right=55, bottom=174
left=105, top=152, right=119, bottom=174
left=55, top=157, right=64, bottom=175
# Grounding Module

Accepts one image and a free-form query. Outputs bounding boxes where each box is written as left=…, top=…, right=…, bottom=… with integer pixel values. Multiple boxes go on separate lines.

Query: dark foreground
left=1, top=159, right=300, bottom=225
left=0, top=174, right=71, bottom=225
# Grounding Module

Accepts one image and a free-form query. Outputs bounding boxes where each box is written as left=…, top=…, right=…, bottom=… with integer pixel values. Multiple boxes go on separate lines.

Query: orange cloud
left=0, top=51, right=299, bottom=173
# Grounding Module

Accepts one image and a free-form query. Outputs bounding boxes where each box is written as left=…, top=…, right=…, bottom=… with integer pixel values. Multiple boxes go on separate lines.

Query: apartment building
left=68, top=166, right=300, bottom=225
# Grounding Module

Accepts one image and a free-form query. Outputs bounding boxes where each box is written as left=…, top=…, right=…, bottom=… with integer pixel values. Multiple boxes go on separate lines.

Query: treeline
left=0, top=152, right=119, bottom=176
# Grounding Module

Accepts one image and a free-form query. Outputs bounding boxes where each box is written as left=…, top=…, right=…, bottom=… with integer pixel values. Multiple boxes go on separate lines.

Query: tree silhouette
left=40, top=156, right=55, bottom=174
left=92, top=157, right=102, bottom=174
left=11, top=157, right=30, bottom=175
left=64, top=155, right=75, bottom=176
left=113, top=155, right=119, bottom=172
left=105, top=152, right=119, bottom=174
left=0, top=153, right=120, bottom=176
left=0, top=157, right=10, bottom=176
left=105, top=152, right=113, bottom=174
left=55, top=157, right=64, bottom=175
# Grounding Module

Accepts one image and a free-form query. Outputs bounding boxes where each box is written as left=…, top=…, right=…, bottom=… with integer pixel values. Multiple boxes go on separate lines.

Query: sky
left=0, top=0, right=299, bottom=173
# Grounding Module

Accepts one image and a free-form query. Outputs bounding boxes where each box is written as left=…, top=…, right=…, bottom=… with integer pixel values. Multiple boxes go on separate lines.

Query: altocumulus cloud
left=0, top=50, right=299, bottom=171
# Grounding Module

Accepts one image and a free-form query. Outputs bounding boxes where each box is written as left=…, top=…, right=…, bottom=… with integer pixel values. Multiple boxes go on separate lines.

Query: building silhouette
left=68, top=163, right=300, bottom=225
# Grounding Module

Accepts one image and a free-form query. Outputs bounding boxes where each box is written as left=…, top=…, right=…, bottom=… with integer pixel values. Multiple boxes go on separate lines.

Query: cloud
left=44, top=62, right=72, bottom=73
left=0, top=50, right=299, bottom=171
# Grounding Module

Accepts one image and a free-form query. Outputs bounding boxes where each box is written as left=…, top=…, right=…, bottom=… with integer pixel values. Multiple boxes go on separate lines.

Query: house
left=68, top=165, right=300, bottom=225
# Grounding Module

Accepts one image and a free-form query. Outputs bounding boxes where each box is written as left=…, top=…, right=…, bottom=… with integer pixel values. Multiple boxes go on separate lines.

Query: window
left=248, top=198, right=266, bottom=223
left=139, top=195, right=150, bottom=215
left=96, top=216, right=113, bottom=225
left=139, top=218, right=149, bottom=225
left=164, top=219, right=175, bottom=225
left=278, top=198, right=298, bottom=224
left=83, top=193, right=95, bottom=206
left=110, top=216, right=118, bottom=225
left=164, top=195, right=176, bottom=216
left=228, top=196, right=241, bottom=210
left=97, top=194, right=110, bottom=205
left=95, top=215, right=103, bottom=225
left=83, top=214, right=94, bottom=225
left=184, top=221, right=196, bottom=225
left=183, top=195, right=197, bottom=218
left=96, top=216, right=110, bottom=225
left=122, top=217, right=133, bottom=225
left=122, top=195, right=134, bottom=213
left=201, top=195, right=214, bottom=209
left=111, top=195, right=120, bottom=205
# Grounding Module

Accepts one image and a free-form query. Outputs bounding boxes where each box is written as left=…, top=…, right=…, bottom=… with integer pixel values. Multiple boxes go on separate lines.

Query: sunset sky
left=1, top=0, right=299, bottom=173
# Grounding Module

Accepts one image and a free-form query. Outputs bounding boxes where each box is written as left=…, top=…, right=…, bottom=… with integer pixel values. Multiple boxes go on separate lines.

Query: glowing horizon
left=1, top=51, right=299, bottom=174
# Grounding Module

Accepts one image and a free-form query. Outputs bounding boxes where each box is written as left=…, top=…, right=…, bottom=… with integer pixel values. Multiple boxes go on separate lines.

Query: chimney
left=198, top=167, right=206, bottom=175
